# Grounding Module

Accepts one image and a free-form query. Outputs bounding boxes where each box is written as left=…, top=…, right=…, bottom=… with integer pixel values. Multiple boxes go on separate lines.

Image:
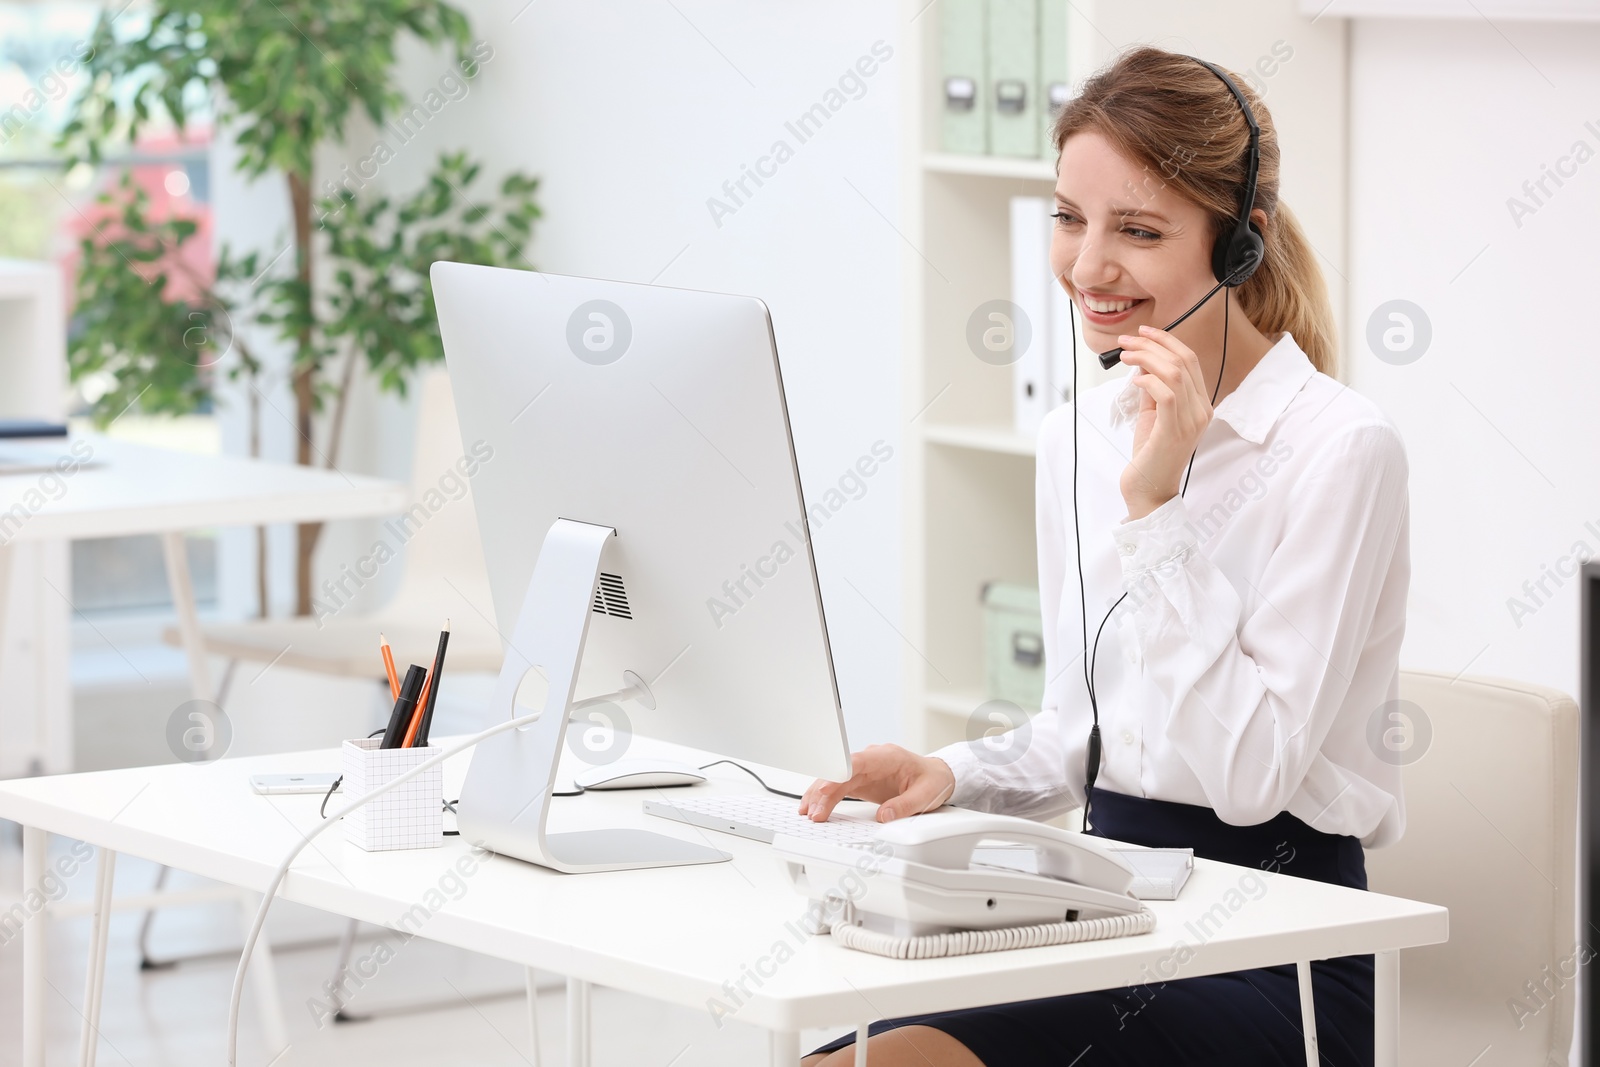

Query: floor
left=0, top=829, right=852, bottom=1066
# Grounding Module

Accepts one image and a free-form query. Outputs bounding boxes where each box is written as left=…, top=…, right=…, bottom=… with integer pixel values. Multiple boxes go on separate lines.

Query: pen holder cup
left=340, top=738, right=442, bottom=851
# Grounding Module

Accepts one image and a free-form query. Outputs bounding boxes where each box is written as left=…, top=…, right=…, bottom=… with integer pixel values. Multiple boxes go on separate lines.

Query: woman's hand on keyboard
left=798, top=744, right=957, bottom=824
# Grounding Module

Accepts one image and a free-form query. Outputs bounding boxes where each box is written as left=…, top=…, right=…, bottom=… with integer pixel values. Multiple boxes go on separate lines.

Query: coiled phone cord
left=828, top=906, right=1155, bottom=959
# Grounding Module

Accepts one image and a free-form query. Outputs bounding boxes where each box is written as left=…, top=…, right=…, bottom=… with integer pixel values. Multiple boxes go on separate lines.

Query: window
left=2, top=0, right=218, bottom=616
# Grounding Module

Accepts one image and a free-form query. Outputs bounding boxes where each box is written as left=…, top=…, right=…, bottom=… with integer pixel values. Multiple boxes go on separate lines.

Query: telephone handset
left=775, top=808, right=1148, bottom=941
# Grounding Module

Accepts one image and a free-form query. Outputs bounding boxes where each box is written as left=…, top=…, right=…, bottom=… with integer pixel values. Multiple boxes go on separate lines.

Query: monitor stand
left=455, top=518, right=732, bottom=873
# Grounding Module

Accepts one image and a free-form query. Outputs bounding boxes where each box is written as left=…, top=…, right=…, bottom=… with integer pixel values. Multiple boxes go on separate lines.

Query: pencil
left=401, top=670, right=431, bottom=747
left=380, top=633, right=400, bottom=700
left=414, top=621, right=450, bottom=747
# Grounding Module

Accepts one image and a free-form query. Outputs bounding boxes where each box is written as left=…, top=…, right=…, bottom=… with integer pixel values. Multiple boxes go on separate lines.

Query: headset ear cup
left=1214, top=220, right=1265, bottom=287
left=1240, top=219, right=1265, bottom=282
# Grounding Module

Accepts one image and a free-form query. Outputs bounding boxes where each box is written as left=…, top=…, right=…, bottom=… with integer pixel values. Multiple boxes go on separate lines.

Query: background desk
left=0, top=734, right=1449, bottom=1067
left=0, top=434, right=409, bottom=774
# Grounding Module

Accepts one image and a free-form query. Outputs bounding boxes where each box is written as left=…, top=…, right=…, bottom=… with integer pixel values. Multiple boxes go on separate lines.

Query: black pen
left=414, top=622, right=450, bottom=747
left=380, top=665, right=426, bottom=748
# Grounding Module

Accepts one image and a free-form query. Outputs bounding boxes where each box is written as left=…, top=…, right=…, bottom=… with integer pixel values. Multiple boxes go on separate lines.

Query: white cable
left=226, top=711, right=538, bottom=1066
left=828, top=908, right=1156, bottom=960
left=227, top=680, right=647, bottom=1065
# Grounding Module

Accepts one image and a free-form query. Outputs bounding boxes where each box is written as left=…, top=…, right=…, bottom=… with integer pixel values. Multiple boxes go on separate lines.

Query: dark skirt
left=806, top=787, right=1374, bottom=1067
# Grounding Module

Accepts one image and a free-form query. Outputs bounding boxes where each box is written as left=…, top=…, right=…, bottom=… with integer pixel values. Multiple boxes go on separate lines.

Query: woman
left=799, top=46, right=1409, bottom=1067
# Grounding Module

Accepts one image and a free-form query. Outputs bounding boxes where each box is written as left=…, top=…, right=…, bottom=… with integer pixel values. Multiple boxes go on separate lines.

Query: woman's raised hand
left=798, top=743, right=956, bottom=824
left=1116, top=323, right=1215, bottom=520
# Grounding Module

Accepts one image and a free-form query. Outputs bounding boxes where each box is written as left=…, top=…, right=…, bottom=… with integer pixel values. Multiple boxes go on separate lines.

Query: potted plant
left=61, top=0, right=540, bottom=614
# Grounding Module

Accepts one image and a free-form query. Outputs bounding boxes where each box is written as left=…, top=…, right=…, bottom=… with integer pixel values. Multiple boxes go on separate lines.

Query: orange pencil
left=401, top=671, right=431, bottom=747
left=380, top=633, right=400, bottom=700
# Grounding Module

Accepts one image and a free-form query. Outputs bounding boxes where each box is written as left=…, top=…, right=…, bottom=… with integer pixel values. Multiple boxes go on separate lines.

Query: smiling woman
left=803, top=44, right=1410, bottom=1067
left=1049, top=55, right=1336, bottom=382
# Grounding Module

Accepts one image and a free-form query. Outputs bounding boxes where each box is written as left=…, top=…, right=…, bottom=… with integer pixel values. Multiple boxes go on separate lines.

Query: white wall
left=1347, top=20, right=1596, bottom=1058
left=217, top=1, right=908, bottom=745
left=1347, top=15, right=1600, bottom=699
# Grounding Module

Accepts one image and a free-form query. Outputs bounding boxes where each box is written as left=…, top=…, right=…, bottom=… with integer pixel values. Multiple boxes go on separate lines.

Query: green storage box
left=987, top=0, right=1039, bottom=158
left=940, top=0, right=988, bottom=155
left=981, top=580, right=1044, bottom=710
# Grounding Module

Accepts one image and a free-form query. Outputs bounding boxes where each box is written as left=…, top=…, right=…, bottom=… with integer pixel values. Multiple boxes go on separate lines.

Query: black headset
left=1069, top=55, right=1264, bottom=833
left=1195, top=57, right=1265, bottom=288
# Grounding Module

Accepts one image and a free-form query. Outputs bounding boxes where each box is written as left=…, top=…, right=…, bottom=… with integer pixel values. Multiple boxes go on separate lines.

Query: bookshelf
left=897, top=1, right=1108, bottom=758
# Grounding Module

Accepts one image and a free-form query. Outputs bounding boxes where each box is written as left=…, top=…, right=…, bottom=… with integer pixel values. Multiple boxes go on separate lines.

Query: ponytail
left=1239, top=199, right=1338, bottom=377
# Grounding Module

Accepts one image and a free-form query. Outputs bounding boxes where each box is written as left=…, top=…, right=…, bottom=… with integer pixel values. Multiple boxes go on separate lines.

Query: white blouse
left=931, top=331, right=1411, bottom=848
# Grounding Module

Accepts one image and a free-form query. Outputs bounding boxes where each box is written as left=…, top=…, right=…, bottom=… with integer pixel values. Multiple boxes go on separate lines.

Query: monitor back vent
left=591, top=572, right=632, bottom=620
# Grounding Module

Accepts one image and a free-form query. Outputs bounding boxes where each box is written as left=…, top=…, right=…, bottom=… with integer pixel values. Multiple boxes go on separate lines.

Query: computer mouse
left=572, top=758, right=707, bottom=790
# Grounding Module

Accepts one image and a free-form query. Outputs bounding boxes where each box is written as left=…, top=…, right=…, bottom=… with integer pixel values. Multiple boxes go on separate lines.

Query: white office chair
left=1365, top=669, right=1578, bottom=1066
left=162, top=365, right=503, bottom=694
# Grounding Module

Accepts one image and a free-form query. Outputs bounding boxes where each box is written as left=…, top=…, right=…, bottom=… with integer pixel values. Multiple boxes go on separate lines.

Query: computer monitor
left=1582, top=561, right=1599, bottom=1065
left=431, top=262, right=851, bottom=873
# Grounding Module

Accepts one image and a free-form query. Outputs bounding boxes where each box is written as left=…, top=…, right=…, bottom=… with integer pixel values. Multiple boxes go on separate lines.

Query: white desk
left=0, top=434, right=410, bottom=772
left=0, top=733, right=1449, bottom=1066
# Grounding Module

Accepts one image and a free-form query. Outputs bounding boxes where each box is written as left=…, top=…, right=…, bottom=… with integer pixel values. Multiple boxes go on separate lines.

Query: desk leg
left=0, top=542, right=11, bottom=706
left=77, top=847, right=116, bottom=1067
left=1375, top=950, right=1399, bottom=1067
left=160, top=531, right=212, bottom=701
left=0, top=541, right=31, bottom=775
left=22, top=826, right=46, bottom=1067
left=526, top=968, right=544, bottom=1067
left=566, top=976, right=590, bottom=1067
left=0, top=541, right=11, bottom=658
left=768, top=1029, right=800, bottom=1066
left=1296, top=960, right=1319, bottom=1067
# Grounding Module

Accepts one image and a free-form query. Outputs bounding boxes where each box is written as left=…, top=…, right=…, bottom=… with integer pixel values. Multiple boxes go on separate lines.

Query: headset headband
left=1184, top=55, right=1262, bottom=285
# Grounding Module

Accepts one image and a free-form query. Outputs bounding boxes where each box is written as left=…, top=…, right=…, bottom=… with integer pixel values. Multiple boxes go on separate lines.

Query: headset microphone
left=1095, top=273, right=1234, bottom=370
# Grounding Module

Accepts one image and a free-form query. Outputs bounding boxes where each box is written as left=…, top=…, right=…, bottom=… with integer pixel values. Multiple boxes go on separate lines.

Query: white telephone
left=774, top=808, right=1148, bottom=942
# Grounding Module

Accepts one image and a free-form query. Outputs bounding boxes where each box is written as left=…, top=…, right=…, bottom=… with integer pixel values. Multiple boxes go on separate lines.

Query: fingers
left=797, top=743, right=924, bottom=822
left=797, top=774, right=849, bottom=819
left=1140, top=323, right=1206, bottom=398
left=877, top=765, right=956, bottom=823
left=1119, top=330, right=1211, bottom=446
left=797, top=747, right=872, bottom=822
left=1128, top=368, right=1177, bottom=412
left=801, top=773, right=865, bottom=823
left=1118, top=328, right=1205, bottom=407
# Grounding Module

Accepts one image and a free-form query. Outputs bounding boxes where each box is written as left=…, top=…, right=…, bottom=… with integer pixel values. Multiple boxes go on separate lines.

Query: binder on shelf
left=1009, top=195, right=1052, bottom=437
left=988, top=0, right=1039, bottom=158
left=1038, top=0, right=1071, bottom=159
left=940, top=0, right=988, bottom=155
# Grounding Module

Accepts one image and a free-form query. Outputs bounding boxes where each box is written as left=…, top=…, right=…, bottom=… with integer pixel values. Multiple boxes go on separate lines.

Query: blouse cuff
left=1113, top=494, right=1197, bottom=578
left=928, top=740, right=991, bottom=809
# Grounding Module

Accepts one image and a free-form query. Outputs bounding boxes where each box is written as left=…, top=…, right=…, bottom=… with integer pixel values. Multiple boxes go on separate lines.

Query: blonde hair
left=1051, top=46, right=1338, bottom=377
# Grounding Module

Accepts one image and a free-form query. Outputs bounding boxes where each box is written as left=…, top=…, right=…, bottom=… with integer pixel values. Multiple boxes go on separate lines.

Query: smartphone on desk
left=250, top=773, right=340, bottom=795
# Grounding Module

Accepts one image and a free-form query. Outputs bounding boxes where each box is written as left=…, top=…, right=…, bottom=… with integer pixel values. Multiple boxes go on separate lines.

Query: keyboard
left=642, top=793, right=882, bottom=844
